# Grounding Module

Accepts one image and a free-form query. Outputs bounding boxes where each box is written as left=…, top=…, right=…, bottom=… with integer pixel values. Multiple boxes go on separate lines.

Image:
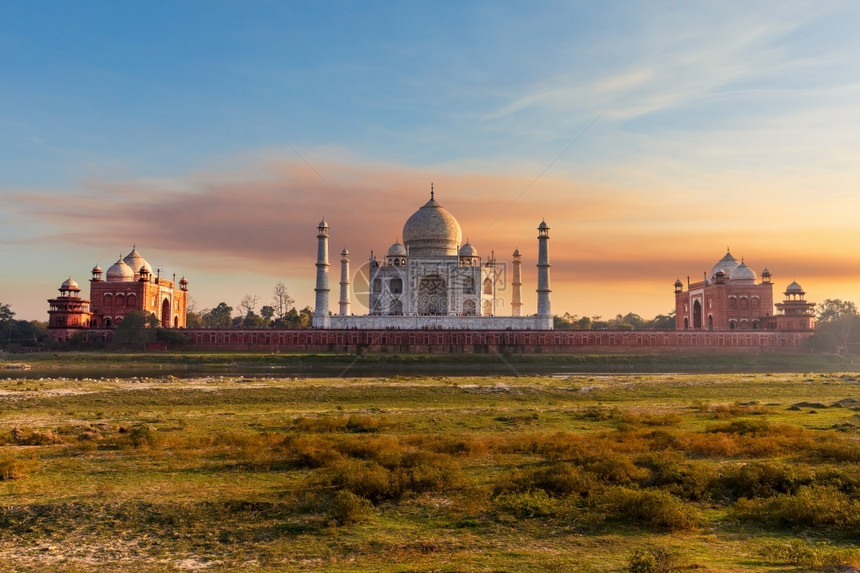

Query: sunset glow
left=3, top=2, right=860, bottom=320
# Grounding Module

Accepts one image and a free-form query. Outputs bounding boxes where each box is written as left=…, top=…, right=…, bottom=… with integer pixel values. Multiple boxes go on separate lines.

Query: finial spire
left=430, top=182, right=434, bottom=200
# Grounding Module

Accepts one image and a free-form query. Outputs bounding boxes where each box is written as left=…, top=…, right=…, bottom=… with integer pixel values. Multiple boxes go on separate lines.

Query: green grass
left=0, top=372, right=858, bottom=571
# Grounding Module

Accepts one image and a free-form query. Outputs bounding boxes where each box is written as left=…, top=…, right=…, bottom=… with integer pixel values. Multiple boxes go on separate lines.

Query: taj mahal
left=312, top=186, right=553, bottom=330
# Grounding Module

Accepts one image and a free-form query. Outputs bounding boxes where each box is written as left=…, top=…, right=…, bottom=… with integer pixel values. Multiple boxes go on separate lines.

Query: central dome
left=402, top=191, right=463, bottom=257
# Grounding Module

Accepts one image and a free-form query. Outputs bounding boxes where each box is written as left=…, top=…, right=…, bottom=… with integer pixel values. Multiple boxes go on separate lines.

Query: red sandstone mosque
left=47, top=247, right=188, bottom=342
left=673, top=250, right=815, bottom=331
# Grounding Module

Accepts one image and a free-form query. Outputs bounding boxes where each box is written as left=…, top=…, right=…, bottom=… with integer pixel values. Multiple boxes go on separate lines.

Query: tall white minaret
left=536, top=221, right=552, bottom=317
left=339, top=248, right=350, bottom=316
left=511, top=248, right=522, bottom=317
left=313, top=219, right=330, bottom=328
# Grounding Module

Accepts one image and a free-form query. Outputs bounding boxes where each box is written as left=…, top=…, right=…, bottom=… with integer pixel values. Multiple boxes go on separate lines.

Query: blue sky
left=3, top=1, right=860, bottom=320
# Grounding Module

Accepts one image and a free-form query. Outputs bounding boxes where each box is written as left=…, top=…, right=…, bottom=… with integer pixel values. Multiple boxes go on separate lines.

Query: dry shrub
left=328, top=452, right=463, bottom=502
left=493, top=462, right=596, bottom=497
left=329, top=490, right=374, bottom=525
left=431, top=435, right=490, bottom=457
left=695, top=401, right=771, bottom=418
left=345, top=415, right=386, bottom=433
left=591, top=487, right=702, bottom=531
left=636, top=453, right=716, bottom=501
left=10, top=428, right=66, bottom=446
left=682, top=432, right=740, bottom=457
left=336, top=435, right=404, bottom=466
left=0, top=454, right=36, bottom=480
left=718, top=462, right=813, bottom=500
left=730, top=485, right=860, bottom=530
left=291, top=415, right=347, bottom=433
left=627, top=545, right=684, bottom=573
left=494, top=489, right=559, bottom=519
left=809, top=436, right=860, bottom=462
left=757, top=539, right=860, bottom=569
left=285, top=434, right=343, bottom=468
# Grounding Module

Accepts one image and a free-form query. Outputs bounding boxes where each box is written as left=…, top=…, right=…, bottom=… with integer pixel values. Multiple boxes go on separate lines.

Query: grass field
left=0, top=368, right=859, bottom=571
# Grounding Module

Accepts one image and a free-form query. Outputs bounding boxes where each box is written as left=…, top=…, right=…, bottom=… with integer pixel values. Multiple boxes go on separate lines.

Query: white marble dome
left=123, top=247, right=152, bottom=278
left=387, top=242, right=407, bottom=257
left=732, top=261, right=757, bottom=281
left=106, top=257, right=134, bottom=282
left=60, top=277, right=79, bottom=291
left=402, top=193, right=462, bottom=257
left=710, top=251, right=740, bottom=279
left=459, top=242, right=478, bottom=257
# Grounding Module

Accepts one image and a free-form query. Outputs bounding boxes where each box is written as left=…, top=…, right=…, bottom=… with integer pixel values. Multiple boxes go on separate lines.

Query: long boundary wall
left=166, top=328, right=814, bottom=353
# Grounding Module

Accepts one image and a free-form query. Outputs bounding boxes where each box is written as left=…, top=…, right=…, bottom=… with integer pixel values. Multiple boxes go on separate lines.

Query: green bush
left=730, top=485, right=860, bottom=530
left=329, top=490, right=374, bottom=525
left=494, top=490, right=559, bottom=519
left=592, top=487, right=701, bottom=531
left=718, top=461, right=812, bottom=500
left=627, top=545, right=683, bottom=573
left=493, top=463, right=595, bottom=497
left=0, top=454, right=35, bottom=481
left=757, top=539, right=860, bottom=569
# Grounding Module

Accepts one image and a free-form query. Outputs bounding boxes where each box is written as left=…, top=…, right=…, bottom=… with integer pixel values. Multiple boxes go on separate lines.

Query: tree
left=185, top=297, right=203, bottom=328
left=0, top=303, right=14, bottom=347
left=817, top=299, right=858, bottom=323
left=272, top=282, right=295, bottom=320
left=238, top=294, right=259, bottom=317
left=808, top=299, right=859, bottom=354
left=203, top=302, right=233, bottom=328
left=112, top=310, right=159, bottom=348
left=260, top=306, right=275, bottom=321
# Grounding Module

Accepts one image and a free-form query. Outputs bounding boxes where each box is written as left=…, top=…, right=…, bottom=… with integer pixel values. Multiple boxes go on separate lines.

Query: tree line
left=186, top=282, right=314, bottom=329
left=553, top=311, right=676, bottom=330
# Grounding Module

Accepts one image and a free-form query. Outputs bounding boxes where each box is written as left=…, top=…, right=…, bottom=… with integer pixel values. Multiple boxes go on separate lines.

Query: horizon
left=3, top=2, right=860, bottom=321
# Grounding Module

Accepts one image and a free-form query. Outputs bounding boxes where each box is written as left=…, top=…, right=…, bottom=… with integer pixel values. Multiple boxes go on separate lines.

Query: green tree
left=817, top=299, right=858, bottom=323
left=203, top=303, right=233, bottom=328
left=112, top=310, right=159, bottom=348
left=0, top=303, right=14, bottom=347
left=808, top=299, right=859, bottom=354
left=260, top=305, right=275, bottom=321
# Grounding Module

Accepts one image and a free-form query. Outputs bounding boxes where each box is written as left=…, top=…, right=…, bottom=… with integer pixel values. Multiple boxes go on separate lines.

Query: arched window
left=483, top=277, right=493, bottom=295
left=372, top=278, right=382, bottom=294
left=116, top=294, right=125, bottom=307
left=463, top=299, right=477, bottom=316
left=751, top=297, right=760, bottom=309
left=463, top=276, right=475, bottom=294
left=729, top=320, right=736, bottom=330
left=390, top=278, right=403, bottom=294
left=127, top=294, right=137, bottom=308
left=739, top=297, right=748, bottom=310
left=104, top=293, right=113, bottom=307
left=728, top=297, right=737, bottom=310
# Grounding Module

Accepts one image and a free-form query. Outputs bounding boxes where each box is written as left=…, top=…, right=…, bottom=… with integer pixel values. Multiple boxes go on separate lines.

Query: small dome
left=318, top=219, right=328, bottom=229
left=341, top=248, right=350, bottom=257
left=513, top=248, right=521, bottom=257
left=761, top=268, right=771, bottom=277
left=60, top=277, right=79, bottom=291
left=786, top=281, right=804, bottom=294
left=459, top=242, right=478, bottom=257
left=732, top=261, right=757, bottom=281
left=123, top=247, right=151, bottom=278
left=92, top=265, right=102, bottom=274
left=710, top=250, right=740, bottom=279
left=106, top=257, right=134, bottom=282
left=179, top=276, right=188, bottom=285
left=402, top=192, right=462, bottom=257
left=387, top=242, right=407, bottom=257
left=674, top=278, right=683, bottom=287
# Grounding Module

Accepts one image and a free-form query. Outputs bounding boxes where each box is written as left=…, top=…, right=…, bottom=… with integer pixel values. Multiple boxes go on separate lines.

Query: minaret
left=511, top=248, right=522, bottom=317
left=339, top=248, right=350, bottom=316
left=536, top=221, right=552, bottom=317
left=313, top=219, right=330, bottom=328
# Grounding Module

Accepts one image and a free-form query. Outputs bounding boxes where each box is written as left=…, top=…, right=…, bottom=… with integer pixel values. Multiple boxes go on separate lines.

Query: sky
left=3, top=1, right=860, bottom=321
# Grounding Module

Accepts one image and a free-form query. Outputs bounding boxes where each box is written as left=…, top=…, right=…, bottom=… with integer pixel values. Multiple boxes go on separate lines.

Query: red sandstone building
left=674, top=250, right=815, bottom=331
left=48, top=247, right=188, bottom=342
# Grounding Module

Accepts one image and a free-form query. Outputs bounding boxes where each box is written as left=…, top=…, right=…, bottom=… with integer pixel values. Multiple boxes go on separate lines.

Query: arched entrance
left=417, top=274, right=447, bottom=315
left=693, top=300, right=702, bottom=329
left=161, top=299, right=171, bottom=327
left=707, top=315, right=713, bottom=330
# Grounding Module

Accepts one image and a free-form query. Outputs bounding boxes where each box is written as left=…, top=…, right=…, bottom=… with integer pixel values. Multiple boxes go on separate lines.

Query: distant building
left=47, top=247, right=188, bottom=342
left=674, top=250, right=814, bottom=331
left=313, top=186, right=553, bottom=330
